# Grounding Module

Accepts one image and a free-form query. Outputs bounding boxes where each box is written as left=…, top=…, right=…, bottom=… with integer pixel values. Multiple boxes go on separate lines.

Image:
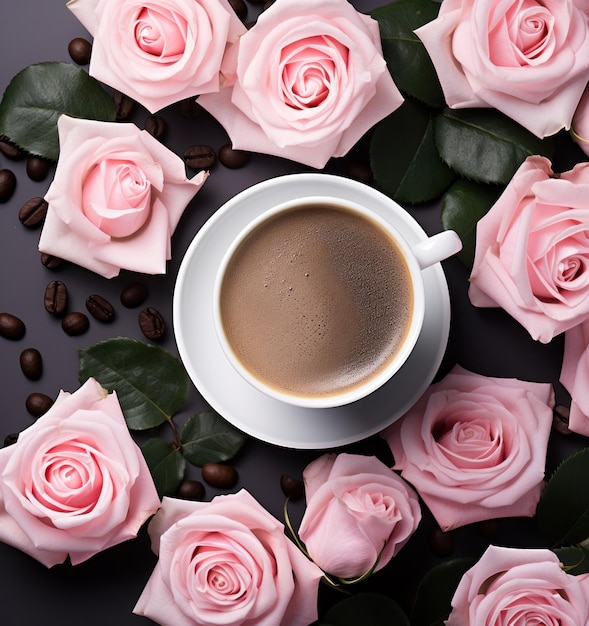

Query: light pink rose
left=469, top=155, right=589, bottom=343
left=415, top=0, right=589, bottom=138
left=134, top=490, right=323, bottom=626
left=572, top=85, right=589, bottom=156
left=560, top=319, right=589, bottom=436
left=0, top=378, right=160, bottom=568
left=297, top=453, right=420, bottom=580
left=198, top=0, right=404, bottom=169
left=382, top=366, right=553, bottom=531
left=67, top=0, right=246, bottom=113
left=38, top=115, right=207, bottom=278
left=446, top=545, right=589, bottom=625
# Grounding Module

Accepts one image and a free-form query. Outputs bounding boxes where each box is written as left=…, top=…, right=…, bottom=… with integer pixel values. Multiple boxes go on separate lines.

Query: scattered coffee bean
left=201, top=462, right=238, bottom=489
left=3, top=433, right=18, bottom=447
left=179, top=97, right=203, bottom=118
left=19, top=348, right=43, bottom=380
left=345, top=159, right=373, bottom=184
left=429, top=525, right=454, bottom=557
left=85, top=294, right=115, bottom=322
left=0, top=136, right=23, bottom=160
left=553, top=404, right=571, bottom=435
left=113, top=90, right=135, bottom=121
left=177, top=479, right=206, bottom=501
left=68, top=36, right=92, bottom=65
left=138, top=307, right=166, bottom=340
left=61, top=311, right=89, bottom=336
left=144, top=114, right=167, bottom=139
left=120, top=281, right=149, bottom=308
left=18, top=196, right=48, bottom=228
left=0, top=312, right=26, bottom=340
left=0, top=168, right=17, bottom=203
left=228, top=0, right=248, bottom=19
left=40, top=252, right=64, bottom=269
left=25, top=392, right=54, bottom=418
left=26, top=156, right=50, bottom=182
left=184, top=145, right=216, bottom=171
left=44, top=280, right=68, bottom=315
left=218, top=143, right=250, bottom=169
left=280, top=474, right=304, bottom=500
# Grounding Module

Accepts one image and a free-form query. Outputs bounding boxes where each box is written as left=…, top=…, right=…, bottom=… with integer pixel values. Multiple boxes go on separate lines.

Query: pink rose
left=134, top=490, right=323, bottom=626
left=382, top=366, right=553, bottom=531
left=198, top=0, right=404, bottom=169
left=415, top=0, right=589, bottom=138
left=572, top=86, right=589, bottom=156
left=560, top=320, right=589, bottom=436
left=297, top=453, right=420, bottom=580
left=446, top=545, right=589, bottom=625
left=0, top=378, right=160, bottom=568
left=67, top=0, right=246, bottom=113
left=469, top=156, right=589, bottom=343
left=38, top=115, right=207, bottom=278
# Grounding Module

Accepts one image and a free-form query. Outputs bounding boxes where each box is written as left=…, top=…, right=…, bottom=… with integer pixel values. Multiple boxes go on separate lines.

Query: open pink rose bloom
left=560, top=320, right=589, bottom=436
left=382, top=366, right=553, bottom=531
left=198, top=0, right=404, bottom=168
left=38, top=115, right=208, bottom=278
left=134, top=490, right=323, bottom=626
left=0, top=378, right=160, bottom=568
left=67, top=0, right=247, bottom=113
left=415, top=0, right=589, bottom=138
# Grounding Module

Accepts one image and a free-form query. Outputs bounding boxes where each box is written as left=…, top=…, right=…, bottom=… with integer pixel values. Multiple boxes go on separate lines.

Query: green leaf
left=441, top=178, right=503, bottom=269
left=434, top=108, right=555, bottom=185
left=141, top=438, right=186, bottom=498
left=371, top=0, right=444, bottom=108
left=0, top=61, right=116, bottom=161
left=411, top=558, right=475, bottom=626
left=78, top=338, right=189, bottom=430
left=180, top=411, right=247, bottom=467
left=536, top=448, right=589, bottom=547
left=319, top=593, right=409, bottom=626
left=554, top=546, right=589, bottom=575
left=370, top=99, right=455, bottom=204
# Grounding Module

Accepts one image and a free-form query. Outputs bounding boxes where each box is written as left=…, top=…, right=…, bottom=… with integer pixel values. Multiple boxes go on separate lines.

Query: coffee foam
left=220, top=204, right=413, bottom=398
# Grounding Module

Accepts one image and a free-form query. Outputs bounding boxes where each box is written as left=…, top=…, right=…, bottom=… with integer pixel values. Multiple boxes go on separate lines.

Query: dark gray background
left=0, top=0, right=583, bottom=623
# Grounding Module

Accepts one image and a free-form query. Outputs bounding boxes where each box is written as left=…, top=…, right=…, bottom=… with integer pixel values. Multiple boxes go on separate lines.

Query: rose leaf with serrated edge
left=0, top=61, right=116, bottom=161
left=371, top=0, right=444, bottom=108
left=180, top=411, right=247, bottom=467
left=141, top=438, right=186, bottom=498
left=78, top=337, right=189, bottom=430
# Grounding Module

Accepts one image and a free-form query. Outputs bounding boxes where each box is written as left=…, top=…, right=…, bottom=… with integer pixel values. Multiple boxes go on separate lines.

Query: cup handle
left=412, top=230, right=462, bottom=270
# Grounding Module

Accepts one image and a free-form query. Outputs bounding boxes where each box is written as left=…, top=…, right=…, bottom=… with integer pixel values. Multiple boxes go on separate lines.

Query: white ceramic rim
left=212, top=195, right=426, bottom=409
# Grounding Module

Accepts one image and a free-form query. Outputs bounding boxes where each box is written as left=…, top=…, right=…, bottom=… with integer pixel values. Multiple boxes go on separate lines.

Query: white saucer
left=173, top=173, right=451, bottom=449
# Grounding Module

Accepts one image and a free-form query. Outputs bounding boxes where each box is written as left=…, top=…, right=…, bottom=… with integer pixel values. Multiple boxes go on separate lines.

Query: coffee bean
left=218, top=143, right=250, bottom=169
left=280, top=474, right=304, bottom=500
left=177, top=479, right=206, bottom=501
left=40, top=252, right=64, bottom=269
left=68, top=37, right=92, bottom=65
left=138, top=307, right=166, bottom=340
left=0, top=136, right=23, bottom=160
left=178, top=98, right=203, bottom=118
left=429, top=526, right=454, bottom=557
left=26, top=156, right=50, bottom=182
left=113, top=90, right=135, bottom=120
left=120, top=281, right=148, bottom=308
left=0, top=168, right=16, bottom=203
left=201, top=462, right=238, bottom=489
left=18, top=197, right=48, bottom=228
left=25, top=392, right=54, bottom=418
left=0, top=312, right=26, bottom=340
left=44, top=280, right=68, bottom=315
left=3, top=433, right=18, bottom=447
left=19, top=348, right=43, bottom=380
left=184, top=145, right=216, bottom=171
left=61, top=311, right=89, bottom=336
left=86, top=294, right=115, bottom=322
left=228, top=0, right=248, bottom=19
left=144, top=114, right=167, bottom=139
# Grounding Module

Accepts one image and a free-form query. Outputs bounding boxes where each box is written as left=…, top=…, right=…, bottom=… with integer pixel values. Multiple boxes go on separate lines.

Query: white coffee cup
left=213, top=196, right=461, bottom=409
